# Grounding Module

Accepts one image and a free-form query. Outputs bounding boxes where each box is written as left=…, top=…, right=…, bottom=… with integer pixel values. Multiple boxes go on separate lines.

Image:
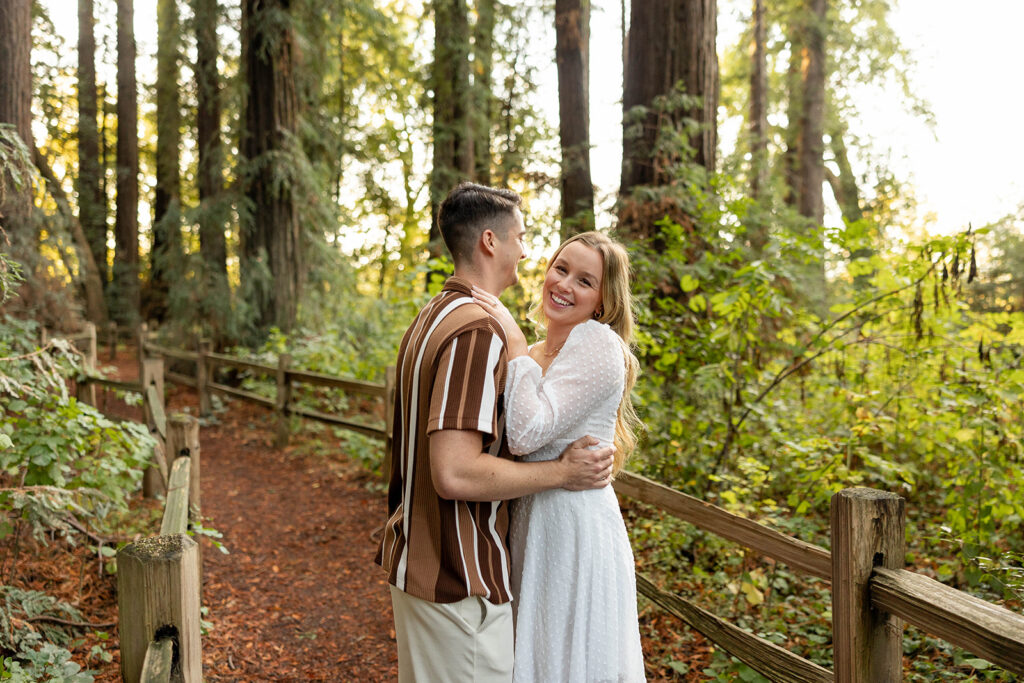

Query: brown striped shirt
left=375, top=277, right=514, bottom=604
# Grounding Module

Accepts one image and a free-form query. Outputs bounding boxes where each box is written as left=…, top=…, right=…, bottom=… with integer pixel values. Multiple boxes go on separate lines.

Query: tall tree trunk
left=114, top=0, right=140, bottom=326
left=471, top=0, right=494, bottom=186
left=428, top=0, right=472, bottom=263
left=797, top=0, right=827, bottom=310
left=77, top=0, right=108, bottom=293
left=556, top=0, right=594, bottom=238
left=151, top=0, right=183, bottom=321
left=826, top=122, right=861, bottom=225
left=620, top=0, right=718, bottom=198
left=747, top=0, right=769, bottom=254
left=241, top=0, right=301, bottom=336
left=33, top=147, right=108, bottom=323
left=0, top=0, right=33, bottom=234
left=748, top=0, right=768, bottom=199
left=192, top=0, right=228, bottom=308
left=798, top=0, right=826, bottom=227
left=782, top=33, right=801, bottom=209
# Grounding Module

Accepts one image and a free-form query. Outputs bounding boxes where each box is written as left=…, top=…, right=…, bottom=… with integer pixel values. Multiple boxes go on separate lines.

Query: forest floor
left=11, top=345, right=712, bottom=681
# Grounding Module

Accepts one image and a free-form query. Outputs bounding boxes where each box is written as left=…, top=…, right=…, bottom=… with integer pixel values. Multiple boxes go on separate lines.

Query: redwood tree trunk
left=428, top=0, right=472, bottom=262
left=193, top=0, right=228, bottom=294
left=0, top=0, right=33, bottom=233
left=620, top=0, right=718, bottom=197
left=747, top=0, right=769, bottom=254
left=114, top=0, right=140, bottom=325
left=78, top=0, right=108, bottom=291
left=241, top=0, right=301, bottom=336
left=749, top=0, right=768, bottom=199
left=798, top=0, right=826, bottom=227
left=556, top=0, right=594, bottom=237
left=151, top=0, right=183, bottom=321
left=471, top=0, right=494, bottom=186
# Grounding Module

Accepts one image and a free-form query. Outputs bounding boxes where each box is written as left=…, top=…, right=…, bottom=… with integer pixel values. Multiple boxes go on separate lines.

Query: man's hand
left=558, top=435, right=615, bottom=491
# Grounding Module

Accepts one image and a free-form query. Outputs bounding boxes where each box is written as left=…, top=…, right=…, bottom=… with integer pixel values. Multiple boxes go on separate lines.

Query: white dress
left=505, top=319, right=646, bottom=683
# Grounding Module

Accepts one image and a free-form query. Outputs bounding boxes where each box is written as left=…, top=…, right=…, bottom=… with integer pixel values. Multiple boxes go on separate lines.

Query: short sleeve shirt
left=375, top=277, right=514, bottom=603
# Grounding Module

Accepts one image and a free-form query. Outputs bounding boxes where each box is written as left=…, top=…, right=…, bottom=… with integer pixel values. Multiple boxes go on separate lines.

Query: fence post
left=135, top=323, right=149, bottom=379
left=166, top=414, right=201, bottom=525
left=106, top=321, right=117, bottom=361
left=196, top=339, right=212, bottom=417
left=831, top=487, right=905, bottom=682
left=76, top=322, right=98, bottom=406
left=141, top=357, right=167, bottom=498
left=384, top=365, right=396, bottom=480
left=117, top=534, right=202, bottom=683
left=275, top=353, right=292, bottom=448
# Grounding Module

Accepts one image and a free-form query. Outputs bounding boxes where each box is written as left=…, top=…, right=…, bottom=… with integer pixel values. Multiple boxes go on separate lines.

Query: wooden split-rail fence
left=73, top=324, right=1024, bottom=681
left=60, top=323, right=203, bottom=682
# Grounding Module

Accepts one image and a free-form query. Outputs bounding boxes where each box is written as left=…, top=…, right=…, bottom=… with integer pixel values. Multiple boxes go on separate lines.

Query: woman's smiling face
left=542, top=241, right=604, bottom=329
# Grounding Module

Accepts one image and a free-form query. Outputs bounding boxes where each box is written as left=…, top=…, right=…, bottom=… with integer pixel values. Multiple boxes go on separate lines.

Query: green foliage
left=0, top=269, right=153, bottom=678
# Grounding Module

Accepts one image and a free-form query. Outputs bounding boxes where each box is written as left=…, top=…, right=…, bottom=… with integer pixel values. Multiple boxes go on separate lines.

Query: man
left=375, top=183, right=615, bottom=682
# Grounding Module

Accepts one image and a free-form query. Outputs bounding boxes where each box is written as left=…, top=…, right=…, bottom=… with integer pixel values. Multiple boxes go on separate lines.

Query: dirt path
left=104, top=352, right=398, bottom=681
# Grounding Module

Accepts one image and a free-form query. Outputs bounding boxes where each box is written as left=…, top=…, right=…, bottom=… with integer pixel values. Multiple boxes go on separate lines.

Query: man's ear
left=480, top=229, right=497, bottom=257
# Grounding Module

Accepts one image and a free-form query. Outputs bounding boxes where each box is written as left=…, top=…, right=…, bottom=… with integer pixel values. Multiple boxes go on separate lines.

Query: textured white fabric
left=505, top=319, right=646, bottom=683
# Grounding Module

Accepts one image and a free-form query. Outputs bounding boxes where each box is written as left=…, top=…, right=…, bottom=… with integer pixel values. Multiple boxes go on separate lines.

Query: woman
left=472, top=231, right=645, bottom=682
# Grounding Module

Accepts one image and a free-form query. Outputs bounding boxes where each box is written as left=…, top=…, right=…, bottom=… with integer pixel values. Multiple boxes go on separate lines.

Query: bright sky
left=43, top=0, right=1024, bottom=236
left=584, top=0, right=1024, bottom=234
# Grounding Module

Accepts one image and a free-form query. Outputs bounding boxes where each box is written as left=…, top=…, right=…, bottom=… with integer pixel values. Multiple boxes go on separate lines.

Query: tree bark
left=747, top=0, right=769, bottom=254
left=114, top=0, right=140, bottom=326
left=241, top=0, right=301, bottom=336
left=0, top=0, right=33, bottom=233
left=796, top=0, right=828, bottom=311
left=192, top=0, right=229, bottom=317
left=151, top=0, right=183, bottom=321
left=77, top=0, right=108, bottom=291
left=748, top=0, right=768, bottom=199
left=471, top=0, right=494, bottom=186
left=620, top=0, right=718, bottom=198
left=33, top=147, right=108, bottom=324
left=556, top=0, right=594, bottom=238
left=428, top=0, right=472, bottom=262
left=798, top=0, right=827, bottom=227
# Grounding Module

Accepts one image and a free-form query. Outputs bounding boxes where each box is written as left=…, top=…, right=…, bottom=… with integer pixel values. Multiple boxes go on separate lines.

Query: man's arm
left=429, top=430, right=614, bottom=502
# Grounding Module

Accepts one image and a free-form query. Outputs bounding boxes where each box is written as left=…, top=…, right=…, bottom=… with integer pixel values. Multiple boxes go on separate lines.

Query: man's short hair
left=438, top=183, right=522, bottom=264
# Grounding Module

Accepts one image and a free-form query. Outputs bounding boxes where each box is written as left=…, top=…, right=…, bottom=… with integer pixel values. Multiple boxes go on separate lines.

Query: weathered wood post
left=274, top=353, right=292, bottom=448
left=166, top=414, right=201, bottom=524
left=383, top=365, right=396, bottom=480
left=141, top=357, right=168, bottom=498
left=106, top=320, right=117, bottom=360
left=135, top=323, right=149, bottom=379
left=196, top=338, right=212, bottom=417
left=117, top=534, right=202, bottom=683
left=831, top=488, right=905, bottom=682
left=75, top=322, right=98, bottom=406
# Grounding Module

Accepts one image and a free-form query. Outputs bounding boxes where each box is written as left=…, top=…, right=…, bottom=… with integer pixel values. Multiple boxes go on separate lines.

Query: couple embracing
left=375, top=183, right=646, bottom=682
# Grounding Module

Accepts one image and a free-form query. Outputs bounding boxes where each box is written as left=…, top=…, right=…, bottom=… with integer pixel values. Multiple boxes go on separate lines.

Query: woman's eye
left=580, top=279, right=592, bottom=287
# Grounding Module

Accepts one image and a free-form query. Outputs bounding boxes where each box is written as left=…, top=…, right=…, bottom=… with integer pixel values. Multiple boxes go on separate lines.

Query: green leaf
left=680, top=274, right=700, bottom=292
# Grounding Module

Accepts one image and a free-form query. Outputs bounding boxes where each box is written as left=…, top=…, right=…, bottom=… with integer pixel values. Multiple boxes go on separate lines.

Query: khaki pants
left=390, top=585, right=513, bottom=683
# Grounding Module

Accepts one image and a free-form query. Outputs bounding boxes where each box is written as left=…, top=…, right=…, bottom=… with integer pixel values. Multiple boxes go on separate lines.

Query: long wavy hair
left=536, top=231, right=642, bottom=474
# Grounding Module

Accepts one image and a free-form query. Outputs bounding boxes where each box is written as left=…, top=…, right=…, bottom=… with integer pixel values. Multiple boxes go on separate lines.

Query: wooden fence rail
left=137, top=330, right=394, bottom=448
left=613, top=476, right=1024, bottom=681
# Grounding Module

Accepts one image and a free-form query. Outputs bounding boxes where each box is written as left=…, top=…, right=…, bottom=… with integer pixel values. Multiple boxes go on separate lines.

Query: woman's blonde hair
left=537, top=231, right=642, bottom=474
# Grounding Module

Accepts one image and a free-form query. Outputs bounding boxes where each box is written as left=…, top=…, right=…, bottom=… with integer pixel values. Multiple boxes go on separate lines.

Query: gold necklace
left=543, top=341, right=564, bottom=357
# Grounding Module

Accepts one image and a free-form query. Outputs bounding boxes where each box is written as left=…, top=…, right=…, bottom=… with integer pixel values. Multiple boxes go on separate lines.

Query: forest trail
left=102, top=348, right=399, bottom=681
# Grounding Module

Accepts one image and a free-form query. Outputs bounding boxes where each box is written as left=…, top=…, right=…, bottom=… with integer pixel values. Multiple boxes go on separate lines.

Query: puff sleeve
left=504, top=320, right=625, bottom=455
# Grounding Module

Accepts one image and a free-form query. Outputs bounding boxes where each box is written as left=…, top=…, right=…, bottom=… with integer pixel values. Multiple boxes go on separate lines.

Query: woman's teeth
left=551, top=293, right=572, bottom=307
